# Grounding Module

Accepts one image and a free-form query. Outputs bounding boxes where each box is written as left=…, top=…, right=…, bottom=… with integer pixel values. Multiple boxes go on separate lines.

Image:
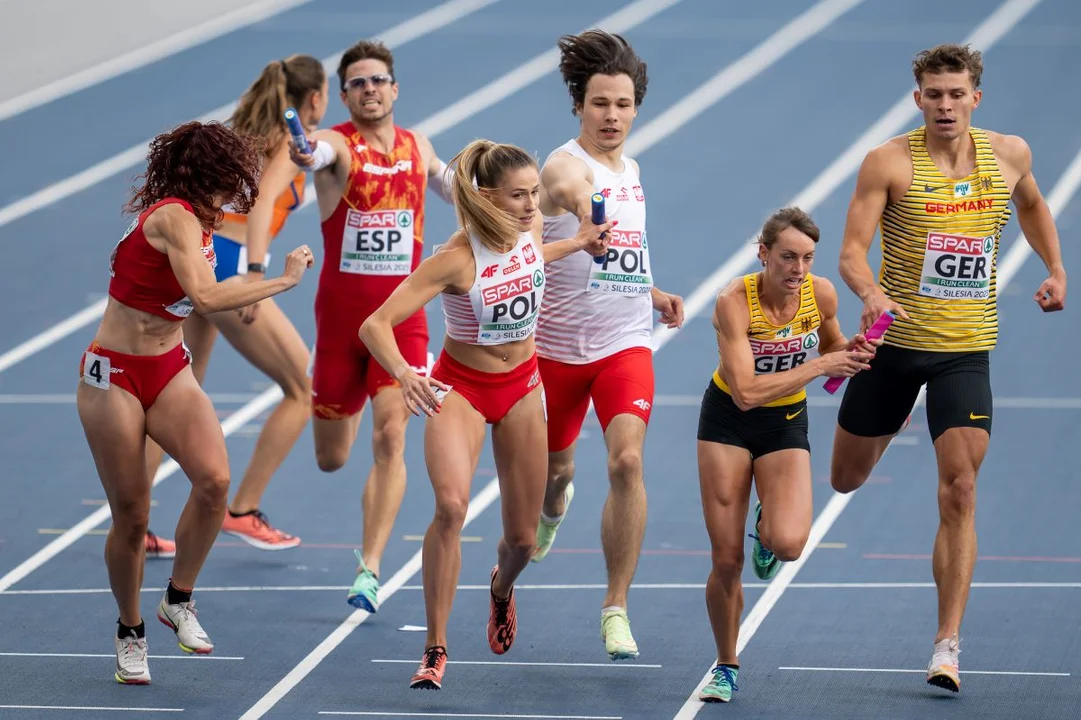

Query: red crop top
left=108, top=198, right=217, bottom=321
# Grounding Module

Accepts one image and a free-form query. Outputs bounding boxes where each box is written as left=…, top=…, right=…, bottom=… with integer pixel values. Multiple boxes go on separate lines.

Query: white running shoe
left=114, top=632, right=151, bottom=684
left=926, top=636, right=961, bottom=692
left=157, top=593, right=214, bottom=654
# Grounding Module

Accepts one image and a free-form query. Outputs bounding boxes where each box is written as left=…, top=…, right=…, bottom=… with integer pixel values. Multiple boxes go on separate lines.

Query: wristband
left=247, top=262, right=267, bottom=274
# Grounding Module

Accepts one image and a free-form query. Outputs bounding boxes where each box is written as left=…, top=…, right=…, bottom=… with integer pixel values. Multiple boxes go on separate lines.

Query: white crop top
left=442, top=230, right=545, bottom=346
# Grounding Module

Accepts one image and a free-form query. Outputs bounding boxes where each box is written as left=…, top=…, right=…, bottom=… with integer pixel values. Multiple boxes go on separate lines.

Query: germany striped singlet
left=879, top=127, right=1012, bottom=351
left=713, top=273, right=822, bottom=407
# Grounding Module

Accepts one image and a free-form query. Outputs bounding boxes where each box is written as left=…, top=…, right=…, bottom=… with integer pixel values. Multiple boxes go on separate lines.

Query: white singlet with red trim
left=442, top=230, right=545, bottom=346
left=537, top=138, right=653, bottom=364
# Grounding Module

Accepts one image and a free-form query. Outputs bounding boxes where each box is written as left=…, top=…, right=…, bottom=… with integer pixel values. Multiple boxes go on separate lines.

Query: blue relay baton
left=284, top=107, right=310, bottom=155
left=591, top=192, right=607, bottom=264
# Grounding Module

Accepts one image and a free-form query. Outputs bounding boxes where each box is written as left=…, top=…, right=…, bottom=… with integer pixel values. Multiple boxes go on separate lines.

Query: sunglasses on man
left=344, top=74, right=394, bottom=90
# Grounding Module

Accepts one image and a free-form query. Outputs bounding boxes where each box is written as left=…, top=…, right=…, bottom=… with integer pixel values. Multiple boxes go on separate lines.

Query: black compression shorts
left=837, top=343, right=992, bottom=442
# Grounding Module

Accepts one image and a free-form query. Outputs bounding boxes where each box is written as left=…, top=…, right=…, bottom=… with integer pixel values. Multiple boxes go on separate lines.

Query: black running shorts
left=697, top=380, right=810, bottom=459
left=837, top=343, right=992, bottom=442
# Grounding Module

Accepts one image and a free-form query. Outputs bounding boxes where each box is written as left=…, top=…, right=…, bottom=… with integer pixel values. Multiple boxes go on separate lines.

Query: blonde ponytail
left=450, top=139, right=536, bottom=254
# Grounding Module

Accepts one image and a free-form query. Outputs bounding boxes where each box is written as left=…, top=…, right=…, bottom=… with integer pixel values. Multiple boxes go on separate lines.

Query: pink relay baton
left=822, top=310, right=895, bottom=395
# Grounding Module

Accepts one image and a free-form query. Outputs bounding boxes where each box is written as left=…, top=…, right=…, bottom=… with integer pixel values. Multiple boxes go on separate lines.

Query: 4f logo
left=633, top=398, right=651, bottom=411
left=481, top=264, right=498, bottom=279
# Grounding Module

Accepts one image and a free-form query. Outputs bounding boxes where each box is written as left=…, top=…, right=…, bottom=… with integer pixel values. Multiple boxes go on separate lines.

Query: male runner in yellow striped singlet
left=829, top=44, right=1067, bottom=694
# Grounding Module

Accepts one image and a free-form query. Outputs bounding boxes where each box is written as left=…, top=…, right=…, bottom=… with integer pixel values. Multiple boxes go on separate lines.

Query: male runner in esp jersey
left=291, top=39, right=455, bottom=614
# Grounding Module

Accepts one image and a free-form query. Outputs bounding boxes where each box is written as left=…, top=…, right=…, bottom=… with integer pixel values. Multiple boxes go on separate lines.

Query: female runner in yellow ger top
left=694, top=207, right=879, bottom=704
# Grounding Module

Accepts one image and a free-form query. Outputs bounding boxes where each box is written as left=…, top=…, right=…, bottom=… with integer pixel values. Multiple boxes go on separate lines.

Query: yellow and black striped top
left=714, top=273, right=822, bottom=406
left=879, top=126, right=1012, bottom=351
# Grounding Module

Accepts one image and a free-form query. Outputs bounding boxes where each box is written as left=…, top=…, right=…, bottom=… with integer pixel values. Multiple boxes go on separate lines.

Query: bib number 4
left=82, top=351, right=111, bottom=390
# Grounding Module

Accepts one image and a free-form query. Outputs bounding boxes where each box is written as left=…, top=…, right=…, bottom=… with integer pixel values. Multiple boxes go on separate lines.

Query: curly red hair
left=125, top=121, right=263, bottom=229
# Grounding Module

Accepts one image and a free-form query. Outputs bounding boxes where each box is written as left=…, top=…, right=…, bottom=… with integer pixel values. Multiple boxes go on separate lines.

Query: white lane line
left=0, top=298, right=108, bottom=374
left=370, top=659, right=663, bottom=668
left=0, top=0, right=315, bottom=122
left=239, top=2, right=864, bottom=716
left=0, top=0, right=501, bottom=231
left=672, top=1, right=1055, bottom=716
left=648, top=394, right=1081, bottom=409
left=0, top=392, right=263, bottom=404
left=0, top=651, right=242, bottom=660
left=5, top=581, right=1081, bottom=596
left=996, top=141, right=1081, bottom=283
left=779, top=666, right=1070, bottom=677
left=315, top=709, right=618, bottom=713
left=0, top=706, right=183, bottom=714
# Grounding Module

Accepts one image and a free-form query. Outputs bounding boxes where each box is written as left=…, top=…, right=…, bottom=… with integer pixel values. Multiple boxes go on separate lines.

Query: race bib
left=586, top=228, right=653, bottom=296
left=478, top=269, right=543, bottom=344
left=82, top=351, right=111, bottom=390
left=918, top=232, right=994, bottom=300
left=751, top=331, right=819, bottom=374
left=164, top=297, right=194, bottom=318
left=340, top=208, right=415, bottom=275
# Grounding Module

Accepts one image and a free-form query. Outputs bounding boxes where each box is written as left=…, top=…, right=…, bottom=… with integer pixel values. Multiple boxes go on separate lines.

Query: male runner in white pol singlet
left=532, top=29, right=684, bottom=661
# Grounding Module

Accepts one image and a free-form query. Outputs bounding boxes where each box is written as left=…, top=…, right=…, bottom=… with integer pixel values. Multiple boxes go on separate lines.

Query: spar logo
left=927, top=233, right=991, bottom=256
left=609, top=229, right=643, bottom=248
left=482, top=275, right=532, bottom=306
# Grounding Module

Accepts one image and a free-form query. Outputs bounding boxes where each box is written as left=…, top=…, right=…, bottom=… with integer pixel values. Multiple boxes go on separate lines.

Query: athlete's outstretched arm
left=358, top=240, right=472, bottom=415
left=540, top=154, right=595, bottom=218
left=838, top=145, right=910, bottom=332
left=536, top=211, right=612, bottom=263
left=1003, top=135, right=1067, bottom=311
left=238, top=140, right=305, bottom=323
left=152, top=205, right=311, bottom=314
left=714, top=291, right=871, bottom=411
left=290, top=128, right=351, bottom=186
